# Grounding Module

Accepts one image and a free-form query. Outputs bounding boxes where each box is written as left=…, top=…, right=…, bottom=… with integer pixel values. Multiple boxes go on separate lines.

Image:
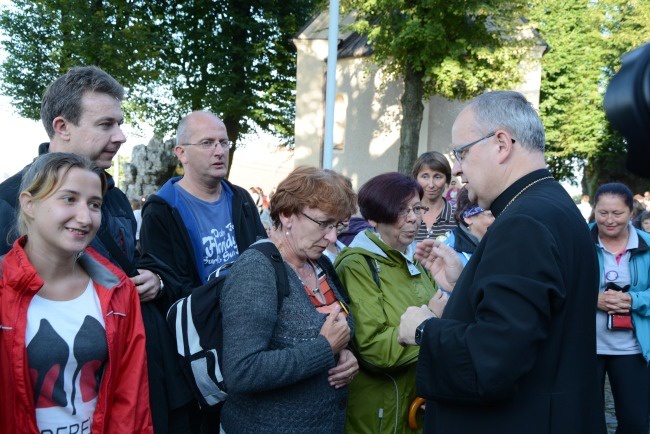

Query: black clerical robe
left=417, top=169, right=606, bottom=434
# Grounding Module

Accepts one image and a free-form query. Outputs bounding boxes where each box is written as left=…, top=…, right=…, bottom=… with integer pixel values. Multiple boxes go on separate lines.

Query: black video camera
left=604, top=42, right=650, bottom=178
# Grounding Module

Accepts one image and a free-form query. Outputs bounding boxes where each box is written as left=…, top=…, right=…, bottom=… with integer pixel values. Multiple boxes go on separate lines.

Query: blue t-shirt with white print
left=174, top=183, right=239, bottom=281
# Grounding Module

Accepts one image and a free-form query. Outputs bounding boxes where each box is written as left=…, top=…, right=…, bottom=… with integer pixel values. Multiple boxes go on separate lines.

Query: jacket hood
left=337, top=229, right=421, bottom=276
left=346, top=229, right=386, bottom=257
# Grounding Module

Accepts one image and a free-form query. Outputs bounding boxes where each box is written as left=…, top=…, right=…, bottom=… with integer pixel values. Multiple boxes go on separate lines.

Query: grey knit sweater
left=220, top=240, right=352, bottom=433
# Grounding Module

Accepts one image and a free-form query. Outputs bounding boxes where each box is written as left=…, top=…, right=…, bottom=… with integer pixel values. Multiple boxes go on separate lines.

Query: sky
left=0, top=97, right=46, bottom=179
left=0, top=1, right=40, bottom=178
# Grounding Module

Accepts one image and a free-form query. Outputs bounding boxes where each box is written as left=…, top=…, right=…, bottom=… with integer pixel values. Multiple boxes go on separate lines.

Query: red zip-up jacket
left=0, top=237, right=153, bottom=433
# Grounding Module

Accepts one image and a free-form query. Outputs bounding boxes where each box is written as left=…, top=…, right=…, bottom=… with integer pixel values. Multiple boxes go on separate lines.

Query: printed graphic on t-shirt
left=26, top=281, right=107, bottom=434
left=203, top=222, right=239, bottom=267
left=175, top=182, right=240, bottom=279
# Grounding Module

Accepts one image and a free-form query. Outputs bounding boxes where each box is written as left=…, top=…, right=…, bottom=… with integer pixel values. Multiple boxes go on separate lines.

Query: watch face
left=415, top=323, right=425, bottom=345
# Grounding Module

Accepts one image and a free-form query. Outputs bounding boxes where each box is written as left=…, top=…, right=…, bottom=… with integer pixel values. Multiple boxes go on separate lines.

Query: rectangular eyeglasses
left=452, top=132, right=495, bottom=162
left=301, top=212, right=348, bottom=233
left=182, top=139, right=233, bottom=150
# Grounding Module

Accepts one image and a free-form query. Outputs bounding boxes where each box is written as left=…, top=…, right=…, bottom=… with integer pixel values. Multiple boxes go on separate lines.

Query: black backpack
left=166, top=242, right=289, bottom=408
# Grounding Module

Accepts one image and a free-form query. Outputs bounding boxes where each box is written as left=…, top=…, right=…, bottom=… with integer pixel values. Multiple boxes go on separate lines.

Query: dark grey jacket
left=220, top=241, right=353, bottom=433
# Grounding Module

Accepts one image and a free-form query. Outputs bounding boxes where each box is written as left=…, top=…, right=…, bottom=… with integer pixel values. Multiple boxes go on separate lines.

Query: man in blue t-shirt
left=138, top=110, right=266, bottom=433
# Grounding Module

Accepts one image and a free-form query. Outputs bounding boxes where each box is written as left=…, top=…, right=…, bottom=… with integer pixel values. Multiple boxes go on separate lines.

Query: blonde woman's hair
left=16, top=152, right=106, bottom=237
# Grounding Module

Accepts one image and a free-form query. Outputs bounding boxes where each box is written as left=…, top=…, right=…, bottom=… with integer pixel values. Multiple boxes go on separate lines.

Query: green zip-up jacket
left=334, top=229, right=437, bottom=434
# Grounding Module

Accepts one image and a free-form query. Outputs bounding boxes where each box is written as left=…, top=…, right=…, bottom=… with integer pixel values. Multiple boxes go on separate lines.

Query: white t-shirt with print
left=26, top=279, right=107, bottom=434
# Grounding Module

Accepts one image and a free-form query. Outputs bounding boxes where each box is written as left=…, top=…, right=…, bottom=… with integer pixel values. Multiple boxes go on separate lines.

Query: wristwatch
left=415, top=319, right=429, bottom=346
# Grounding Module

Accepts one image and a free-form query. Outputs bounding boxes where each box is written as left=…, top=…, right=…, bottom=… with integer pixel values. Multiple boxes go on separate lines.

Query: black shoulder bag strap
left=363, top=255, right=380, bottom=289
left=248, top=242, right=290, bottom=306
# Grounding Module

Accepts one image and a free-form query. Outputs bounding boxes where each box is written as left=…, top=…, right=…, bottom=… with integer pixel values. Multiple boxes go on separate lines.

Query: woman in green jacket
left=334, top=172, right=446, bottom=434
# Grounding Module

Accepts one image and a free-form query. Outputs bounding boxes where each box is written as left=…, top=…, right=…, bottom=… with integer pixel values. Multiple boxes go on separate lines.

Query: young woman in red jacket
left=0, top=153, right=153, bottom=434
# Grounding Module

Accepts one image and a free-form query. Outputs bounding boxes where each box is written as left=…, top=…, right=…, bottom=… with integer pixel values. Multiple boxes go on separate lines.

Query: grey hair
left=40, top=66, right=124, bottom=138
left=176, top=114, right=191, bottom=146
left=465, top=90, right=545, bottom=152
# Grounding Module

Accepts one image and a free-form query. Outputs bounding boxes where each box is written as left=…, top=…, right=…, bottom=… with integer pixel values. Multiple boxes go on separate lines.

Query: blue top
left=157, top=176, right=234, bottom=283
left=591, top=223, right=650, bottom=361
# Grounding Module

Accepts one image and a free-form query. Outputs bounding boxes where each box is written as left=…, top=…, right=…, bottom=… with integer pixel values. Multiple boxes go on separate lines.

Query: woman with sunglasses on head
left=0, top=153, right=152, bottom=434
left=412, top=151, right=457, bottom=242
left=219, top=166, right=359, bottom=433
left=334, top=172, right=448, bottom=434
left=592, top=182, right=650, bottom=434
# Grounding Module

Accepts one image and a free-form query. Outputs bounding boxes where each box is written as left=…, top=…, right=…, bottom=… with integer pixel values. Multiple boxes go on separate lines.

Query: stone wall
left=123, top=136, right=178, bottom=201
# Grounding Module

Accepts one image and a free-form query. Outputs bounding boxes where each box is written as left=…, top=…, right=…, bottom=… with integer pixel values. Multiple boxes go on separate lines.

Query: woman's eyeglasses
left=302, top=212, right=348, bottom=233
left=398, top=205, right=429, bottom=218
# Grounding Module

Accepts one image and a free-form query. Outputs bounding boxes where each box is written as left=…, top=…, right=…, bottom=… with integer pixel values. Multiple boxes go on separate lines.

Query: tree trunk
left=397, top=65, right=425, bottom=175
left=582, top=157, right=600, bottom=202
left=223, top=116, right=240, bottom=177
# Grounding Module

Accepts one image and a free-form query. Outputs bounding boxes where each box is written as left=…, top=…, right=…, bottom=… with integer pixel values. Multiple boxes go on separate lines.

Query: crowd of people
left=0, top=65, right=646, bottom=434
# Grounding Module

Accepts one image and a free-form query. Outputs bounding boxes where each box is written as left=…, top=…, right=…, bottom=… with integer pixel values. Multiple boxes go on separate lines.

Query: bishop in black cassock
left=399, top=91, right=606, bottom=434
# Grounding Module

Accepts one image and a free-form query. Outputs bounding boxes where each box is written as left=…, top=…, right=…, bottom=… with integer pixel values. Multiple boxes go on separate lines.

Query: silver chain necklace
left=500, top=176, right=554, bottom=216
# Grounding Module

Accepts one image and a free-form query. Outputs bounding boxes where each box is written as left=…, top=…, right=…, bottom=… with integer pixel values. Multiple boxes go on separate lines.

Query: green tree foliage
left=0, top=0, right=161, bottom=120
left=0, top=0, right=320, bottom=169
left=530, top=0, right=650, bottom=196
left=341, top=0, right=532, bottom=174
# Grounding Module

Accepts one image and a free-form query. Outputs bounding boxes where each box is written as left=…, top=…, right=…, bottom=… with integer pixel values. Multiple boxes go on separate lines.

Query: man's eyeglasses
left=398, top=205, right=429, bottom=218
left=182, top=139, right=233, bottom=150
left=301, top=212, right=348, bottom=233
left=452, top=132, right=495, bottom=162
